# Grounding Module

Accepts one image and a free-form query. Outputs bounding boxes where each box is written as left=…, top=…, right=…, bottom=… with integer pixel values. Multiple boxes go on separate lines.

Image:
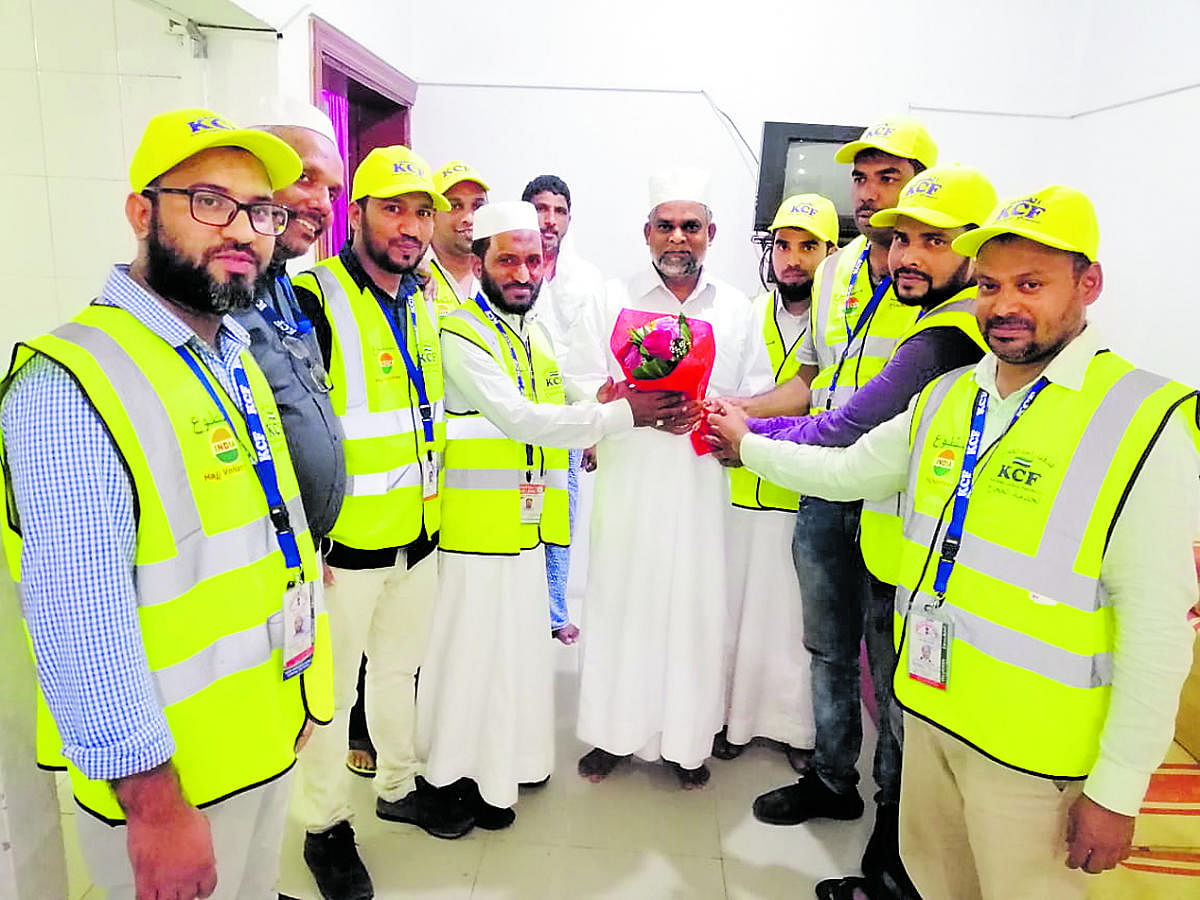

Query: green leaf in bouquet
left=632, top=357, right=673, bottom=380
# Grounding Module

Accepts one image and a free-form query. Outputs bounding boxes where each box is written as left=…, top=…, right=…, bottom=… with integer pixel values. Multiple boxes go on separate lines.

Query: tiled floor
left=65, top=641, right=880, bottom=898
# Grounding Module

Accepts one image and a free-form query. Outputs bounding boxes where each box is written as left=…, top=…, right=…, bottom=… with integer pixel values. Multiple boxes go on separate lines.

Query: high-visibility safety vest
left=859, top=287, right=989, bottom=584
left=0, top=304, right=333, bottom=824
left=294, top=257, right=445, bottom=549
left=428, top=255, right=469, bottom=321
left=892, top=349, right=1198, bottom=779
left=808, top=235, right=917, bottom=412
left=729, top=291, right=807, bottom=511
left=438, top=302, right=569, bottom=554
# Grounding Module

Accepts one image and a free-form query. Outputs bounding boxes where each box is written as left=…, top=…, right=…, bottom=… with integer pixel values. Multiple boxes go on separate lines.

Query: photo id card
left=908, top=608, right=952, bottom=690
left=519, top=480, right=545, bottom=524
left=422, top=455, right=439, bottom=501
left=283, top=581, right=315, bottom=679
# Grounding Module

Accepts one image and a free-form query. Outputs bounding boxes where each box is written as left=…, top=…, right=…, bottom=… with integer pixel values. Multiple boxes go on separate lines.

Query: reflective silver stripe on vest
left=346, top=463, right=422, bottom=497
left=154, top=615, right=278, bottom=708
left=137, top=494, right=307, bottom=606
left=311, top=266, right=368, bottom=413
left=51, top=323, right=295, bottom=607
left=905, top=367, right=1171, bottom=613
left=341, top=401, right=445, bottom=441
left=811, top=244, right=849, bottom=371
left=897, top=587, right=1113, bottom=689
left=444, top=467, right=569, bottom=492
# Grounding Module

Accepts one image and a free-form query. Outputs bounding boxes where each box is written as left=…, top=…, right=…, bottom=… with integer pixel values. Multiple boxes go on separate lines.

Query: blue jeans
left=792, top=496, right=901, bottom=805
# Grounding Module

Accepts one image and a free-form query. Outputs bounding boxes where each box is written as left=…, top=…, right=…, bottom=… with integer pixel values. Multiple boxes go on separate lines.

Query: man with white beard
left=564, top=168, right=775, bottom=788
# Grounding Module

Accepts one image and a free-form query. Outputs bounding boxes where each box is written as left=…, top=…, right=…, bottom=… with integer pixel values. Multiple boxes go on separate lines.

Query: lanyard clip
left=269, top=504, right=293, bottom=534
left=419, top=402, right=433, bottom=421
left=939, top=534, right=961, bottom=562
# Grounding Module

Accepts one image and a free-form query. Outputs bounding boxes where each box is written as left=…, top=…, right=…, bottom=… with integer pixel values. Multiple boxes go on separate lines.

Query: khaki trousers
left=293, top=550, right=437, bottom=832
left=76, top=773, right=290, bottom=899
left=899, top=713, right=1089, bottom=900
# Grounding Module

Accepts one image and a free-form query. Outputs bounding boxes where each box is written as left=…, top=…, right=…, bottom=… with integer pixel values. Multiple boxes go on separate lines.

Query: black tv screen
left=755, top=122, right=864, bottom=243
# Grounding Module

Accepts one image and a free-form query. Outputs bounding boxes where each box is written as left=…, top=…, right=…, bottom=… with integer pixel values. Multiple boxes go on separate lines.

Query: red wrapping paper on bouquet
left=609, top=308, right=716, bottom=455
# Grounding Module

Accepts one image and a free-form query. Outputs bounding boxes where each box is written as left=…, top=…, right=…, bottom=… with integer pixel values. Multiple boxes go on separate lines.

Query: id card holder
left=283, top=581, right=315, bottom=679
left=422, top=454, right=439, bottom=501
left=519, top=478, right=545, bottom=524
left=908, top=606, right=952, bottom=690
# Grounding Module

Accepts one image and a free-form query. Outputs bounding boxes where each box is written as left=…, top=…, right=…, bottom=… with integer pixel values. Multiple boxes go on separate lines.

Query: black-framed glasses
left=143, top=187, right=290, bottom=237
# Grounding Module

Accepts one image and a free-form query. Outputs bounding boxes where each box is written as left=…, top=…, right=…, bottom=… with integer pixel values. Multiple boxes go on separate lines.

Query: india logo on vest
left=931, top=448, right=956, bottom=479
left=209, top=425, right=239, bottom=464
left=378, top=350, right=395, bottom=375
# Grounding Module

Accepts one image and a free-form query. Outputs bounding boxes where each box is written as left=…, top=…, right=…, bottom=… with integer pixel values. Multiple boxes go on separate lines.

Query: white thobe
left=563, top=264, right=774, bottom=770
left=416, top=299, right=633, bottom=809
left=532, top=247, right=606, bottom=617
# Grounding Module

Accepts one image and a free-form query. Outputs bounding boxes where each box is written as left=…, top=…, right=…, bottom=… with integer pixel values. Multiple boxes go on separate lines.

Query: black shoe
left=578, top=747, right=627, bottom=781
left=376, top=776, right=474, bottom=839
left=459, top=778, right=516, bottom=830
left=303, top=821, right=373, bottom=900
left=752, top=772, right=864, bottom=825
left=861, top=803, right=918, bottom=896
left=669, top=761, right=711, bottom=789
left=711, top=727, right=744, bottom=760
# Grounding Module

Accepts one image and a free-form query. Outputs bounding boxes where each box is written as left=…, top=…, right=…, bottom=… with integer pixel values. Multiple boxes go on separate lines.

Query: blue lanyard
left=375, top=286, right=436, bottom=446
left=175, top=345, right=304, bottom=575
left=825, top=257, right=892, bottom=407
left=473, top=293, right=539, bottom=473
left=932, top=377, right=1049, bottom=598
left=254, top=275, right=313, bottom=339
left=473, top=293, right=532, bottom=399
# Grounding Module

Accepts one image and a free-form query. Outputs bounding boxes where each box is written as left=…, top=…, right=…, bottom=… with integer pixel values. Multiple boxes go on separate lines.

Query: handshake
left=595, top=378, right=752, bottom=459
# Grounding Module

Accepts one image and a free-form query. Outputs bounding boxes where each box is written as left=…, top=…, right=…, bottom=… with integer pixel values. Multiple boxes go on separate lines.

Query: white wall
left=0, top=0, right=279, bottom=360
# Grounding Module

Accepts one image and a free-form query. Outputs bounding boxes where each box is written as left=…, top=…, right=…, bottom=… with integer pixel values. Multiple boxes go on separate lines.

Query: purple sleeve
left=749, top=327, right=984, bottom=447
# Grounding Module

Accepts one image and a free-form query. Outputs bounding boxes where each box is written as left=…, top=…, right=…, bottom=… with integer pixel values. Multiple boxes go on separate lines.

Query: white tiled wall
left=1, top=0, right=279, bottom=360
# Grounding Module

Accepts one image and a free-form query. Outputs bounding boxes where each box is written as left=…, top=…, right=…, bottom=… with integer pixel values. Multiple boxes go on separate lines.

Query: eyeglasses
left=281, top=334, right=332, bottom=394
left=143, top=187, right=290, bottom=237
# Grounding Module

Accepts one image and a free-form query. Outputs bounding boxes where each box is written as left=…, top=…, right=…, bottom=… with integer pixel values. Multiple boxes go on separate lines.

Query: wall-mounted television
left=755, top=121, right=864, bottom=244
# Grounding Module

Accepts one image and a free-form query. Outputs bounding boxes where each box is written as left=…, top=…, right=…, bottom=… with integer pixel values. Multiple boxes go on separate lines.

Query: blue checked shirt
left=1, top=265, right=252, bottom=781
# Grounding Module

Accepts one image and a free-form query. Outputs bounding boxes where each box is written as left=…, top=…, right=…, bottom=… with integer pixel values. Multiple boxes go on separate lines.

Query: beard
left=892, top=259, right=972, bottom=308
left=360, top=215, right=422, bottom=275
left=145, top=215, right=263, bottom=315
left=655, top=250, right=700, bottom=279
left=776, top=279, right=813, bottom=306
left=480, top=266, right=541, bottom=316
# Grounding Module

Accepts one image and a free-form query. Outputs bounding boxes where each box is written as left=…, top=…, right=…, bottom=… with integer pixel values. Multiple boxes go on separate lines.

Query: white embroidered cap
left=473, top=201, right=540, bottom=240
left=648, top=166, right=711, bottom=211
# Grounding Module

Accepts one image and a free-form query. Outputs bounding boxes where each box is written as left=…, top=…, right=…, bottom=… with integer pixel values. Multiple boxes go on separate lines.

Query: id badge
left=422, top=455, right=439, bottom=501
left=283, top=581, right=315, bottom=679
left=519, top=480, right=545, bottom=523
left=908, top=607, right=952, bottom=690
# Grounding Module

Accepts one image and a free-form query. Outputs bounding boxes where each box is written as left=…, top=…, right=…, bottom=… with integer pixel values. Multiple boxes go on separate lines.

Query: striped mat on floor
left=1089, top=747, right=1200, bottom=898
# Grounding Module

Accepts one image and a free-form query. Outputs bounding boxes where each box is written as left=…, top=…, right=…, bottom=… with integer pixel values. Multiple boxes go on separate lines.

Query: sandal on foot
left=345, top=741, right=377, bottom=778
left=578, top=748, right=627, bottom=781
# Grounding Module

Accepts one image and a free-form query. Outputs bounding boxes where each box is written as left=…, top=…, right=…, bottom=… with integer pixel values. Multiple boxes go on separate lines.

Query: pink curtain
left=320, top=89, right=350, bottom=257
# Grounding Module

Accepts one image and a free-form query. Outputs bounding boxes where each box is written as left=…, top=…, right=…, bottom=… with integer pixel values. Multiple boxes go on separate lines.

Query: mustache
left=985, top=315, right=1035, bottom=329
left=893, top=266, right=930, bottom=284
left=201, top=239, right=258, bottom=264
left=855, top=202, right=878, bottom=216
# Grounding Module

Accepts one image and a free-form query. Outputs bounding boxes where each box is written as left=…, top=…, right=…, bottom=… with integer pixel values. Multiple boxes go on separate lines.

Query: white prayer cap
left=249, top=96, right=337, bottom=145
left=648, top=166, right=711, bottom=211
left=473, top=201, right=539, bottom=240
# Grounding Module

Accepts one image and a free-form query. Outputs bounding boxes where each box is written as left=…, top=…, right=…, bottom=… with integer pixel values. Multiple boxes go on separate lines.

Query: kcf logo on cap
left=996, top=197, right=1047, bottom=222
left=906, top=177, right=943, bottom=198
left=187, top=115, right=235, bottom=134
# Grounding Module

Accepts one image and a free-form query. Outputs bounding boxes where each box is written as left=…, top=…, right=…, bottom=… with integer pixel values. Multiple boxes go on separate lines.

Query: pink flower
left=620, top=342, right=643, bottom=370
left=641, top=327, right=675, bottom=360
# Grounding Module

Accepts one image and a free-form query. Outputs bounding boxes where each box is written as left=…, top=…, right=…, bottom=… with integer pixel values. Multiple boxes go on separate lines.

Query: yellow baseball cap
left=835, top=116, right=938, bottom=169
left=350, top=145, right=450, bottom=209
left=433, top=160, right=490, bottom=195
left=129, top=108, right=302, bottom=193
left=951, top=185, right=1099, bottom=261
left=769, top=193, right=839, bottom=244
left=869, top=164, right=997, bottom=231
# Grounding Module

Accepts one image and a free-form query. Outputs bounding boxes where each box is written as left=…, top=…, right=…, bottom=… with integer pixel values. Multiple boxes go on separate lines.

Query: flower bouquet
left=609, top=308, right=716, bottom=455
